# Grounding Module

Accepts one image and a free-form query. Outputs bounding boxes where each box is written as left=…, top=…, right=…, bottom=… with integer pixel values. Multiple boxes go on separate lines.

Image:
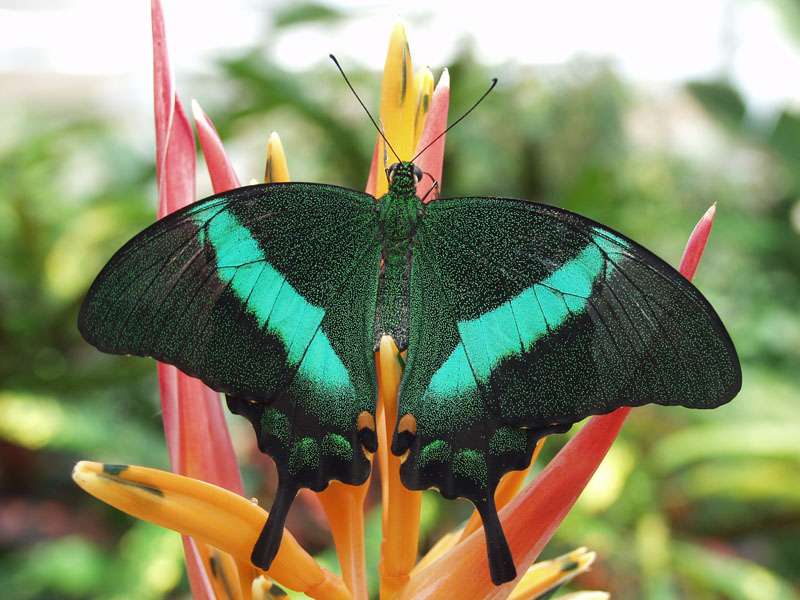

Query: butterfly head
left=386, top=161, right=423, bottom=196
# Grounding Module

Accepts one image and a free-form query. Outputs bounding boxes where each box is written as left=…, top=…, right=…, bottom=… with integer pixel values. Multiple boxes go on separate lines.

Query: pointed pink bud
left=679, top=204, right=716, bottom=280
left=366, top=133, right=381, bottom=196
left=192, top=99, right=241, bottom=193
left=156, top=99, right=196, bottom=218
left=151, top=0, right=172, bottom=185
left=415, top=69, right=450, bottom=201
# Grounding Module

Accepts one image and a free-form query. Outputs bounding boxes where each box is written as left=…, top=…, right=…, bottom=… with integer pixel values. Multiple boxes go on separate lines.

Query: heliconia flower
left=265, top=131, right=291, bottom=184
left=72, top=462, right=349, bottom=600
left=73, top=5, right=719, bottom=599
left=679, top=203, right=716, bottom=281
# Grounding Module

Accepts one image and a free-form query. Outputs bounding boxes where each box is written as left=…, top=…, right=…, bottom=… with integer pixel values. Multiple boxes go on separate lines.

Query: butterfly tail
left=476, top=495, right=517, bottom=585
left=251, top=480, right=298, bottom=570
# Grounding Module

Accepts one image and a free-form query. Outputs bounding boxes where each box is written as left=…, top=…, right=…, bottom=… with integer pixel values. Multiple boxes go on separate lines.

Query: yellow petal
left=413, top=67, right=434, bottom=150
left=195, top=543, right=246, bottom=600
left=375, top=335, right=420, bottom=599
left=459, top=438, right=546, bottom=541
left=375, top=23, right=417, bottom=196
left=508, top=547, right=597, bottom=600
left=317, top=480, right=370, bottom=600
left=557, top=593, right=610, bottom=600
left=264, top=131, right=290, bottom=183
left=72, top=462, right=349, bottom=600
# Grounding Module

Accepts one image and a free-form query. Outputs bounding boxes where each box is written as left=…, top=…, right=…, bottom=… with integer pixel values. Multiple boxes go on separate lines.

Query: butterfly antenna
left=329, top=54, right=401, bottom=163
left=411, top=77, right=498, bottom=163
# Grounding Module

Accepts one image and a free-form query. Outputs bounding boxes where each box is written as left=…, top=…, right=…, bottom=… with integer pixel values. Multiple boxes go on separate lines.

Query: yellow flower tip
left=72, top=461, right=109, bottom=495
left=378, top=335, right=403, bottom=415
left=265, top=131, right=290, bottom=183
left=72, top=460, right=100, bottom=480
left=252, top=575, right=271, bottom=600
left=253, top=575, right=287, bottom=600
left=73, top=461, right=163, bottom=497
left=376, top=21, right=417, bottom=198
left=508, top=547, right=598, bottom=600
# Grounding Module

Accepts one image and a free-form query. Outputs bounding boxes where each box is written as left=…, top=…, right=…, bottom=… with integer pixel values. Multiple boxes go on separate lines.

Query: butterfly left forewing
left=396, top=195, right=740, bottom=584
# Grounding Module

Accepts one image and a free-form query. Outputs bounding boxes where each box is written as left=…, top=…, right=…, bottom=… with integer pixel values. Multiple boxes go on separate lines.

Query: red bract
left=192, top=99, right=241, bottom=193
left=414, top=69, right=450, bottom=201
left=151, top=2, right=243, bottom=597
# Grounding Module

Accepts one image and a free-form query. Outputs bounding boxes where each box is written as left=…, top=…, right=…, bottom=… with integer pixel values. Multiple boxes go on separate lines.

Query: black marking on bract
left=210, top=550, right=237, bottom=600
left=536, top=589, right=561, bottom=600
left=102, top=464, right=129, bottom=475
left=269, top=584, right=288, bottom=597
left=400, top=43, right=408, bottom=101
left=99, top=473, right=164, bottom=497
left=208, top=553, right=219, bottom=577
left=561, top=560, right=581, bottom=572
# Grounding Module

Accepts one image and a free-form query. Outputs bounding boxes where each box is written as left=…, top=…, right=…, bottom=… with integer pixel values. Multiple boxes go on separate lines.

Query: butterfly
left=78, top=151, right=741, bottom=584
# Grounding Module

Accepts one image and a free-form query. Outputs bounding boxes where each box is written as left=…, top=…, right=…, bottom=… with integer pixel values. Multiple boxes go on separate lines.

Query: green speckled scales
left=79, top=173, right=741, bottom=585
left=79, top=183, right=382, bottom=569
left=395, top=195, right=740, bottom=581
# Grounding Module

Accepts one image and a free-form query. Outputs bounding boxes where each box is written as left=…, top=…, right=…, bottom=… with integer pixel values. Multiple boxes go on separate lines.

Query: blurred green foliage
left=2, top=7, right=800, bottom=600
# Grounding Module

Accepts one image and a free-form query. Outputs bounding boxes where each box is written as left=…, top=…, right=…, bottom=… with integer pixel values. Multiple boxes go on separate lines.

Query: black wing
left=394, top=196, right=740, bottom=583
left=79, top=182, right=382, bottom=569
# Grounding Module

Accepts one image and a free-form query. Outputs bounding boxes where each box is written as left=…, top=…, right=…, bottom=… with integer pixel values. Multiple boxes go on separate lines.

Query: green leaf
left=673, top=541, right=799, bottom=600
left=3, top=536, right=108, bottom=599
left=768, top=109, right=800, bottom=173
left=686, top=80, right=747, bottom=130
left=274, top=2, right=345, bottom=28
left=652, top=422, right=800, bottom=472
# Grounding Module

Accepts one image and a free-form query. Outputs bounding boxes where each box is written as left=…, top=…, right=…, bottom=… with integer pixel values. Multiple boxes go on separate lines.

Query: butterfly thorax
left=374, top=161, right=423, bottom=350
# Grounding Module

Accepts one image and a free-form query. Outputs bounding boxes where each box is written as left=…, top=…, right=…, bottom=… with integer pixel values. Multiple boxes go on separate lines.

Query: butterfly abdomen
left=374, top=186, right=422, bottom=350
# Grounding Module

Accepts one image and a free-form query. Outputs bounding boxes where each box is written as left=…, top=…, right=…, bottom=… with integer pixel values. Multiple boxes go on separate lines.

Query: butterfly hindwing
left=79, top=182, right=381, bottom=568
left=394, top=196, right=741, bottom=582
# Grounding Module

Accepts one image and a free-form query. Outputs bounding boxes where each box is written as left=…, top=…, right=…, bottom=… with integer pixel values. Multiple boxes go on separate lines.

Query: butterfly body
left=79, top=162, right=740, bottom=584
left=375, top=162, right=423, bottom=349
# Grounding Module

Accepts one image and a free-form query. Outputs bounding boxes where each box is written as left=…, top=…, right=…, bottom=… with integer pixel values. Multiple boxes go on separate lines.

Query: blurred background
left=1, top=1, right=799, bottom=598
